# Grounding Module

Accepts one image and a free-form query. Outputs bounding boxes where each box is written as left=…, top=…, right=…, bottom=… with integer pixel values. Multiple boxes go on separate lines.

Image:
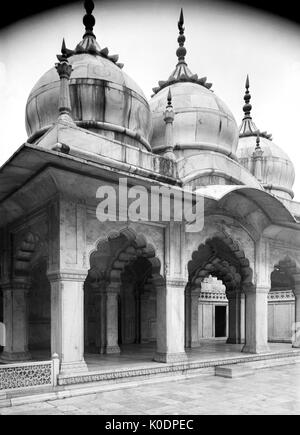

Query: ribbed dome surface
left=26, top=54, right=153, bottom=151
left=237, top=136, right=295, bottom=199
left=150, top=82, right=239, bottom=158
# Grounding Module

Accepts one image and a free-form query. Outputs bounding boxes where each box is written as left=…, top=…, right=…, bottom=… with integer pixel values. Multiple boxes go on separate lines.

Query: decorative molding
left=47, top=271, right=88, bottom=282
left=166, top=278, right=186, bottom=288
left=199, top=291, right=228, bottom=301
left=268, top=290, right=295, bottom=301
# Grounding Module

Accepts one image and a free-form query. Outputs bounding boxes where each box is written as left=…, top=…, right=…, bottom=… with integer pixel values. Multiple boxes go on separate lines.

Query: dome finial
left=151, top=9, right=213, bottom=95
left=176, top=8, right=187, bottom=65
left=243, top=74, right=252, bottom=119
left=83, top=0, right=96, bottom=38
left=239, top=75, right=273, bottom=139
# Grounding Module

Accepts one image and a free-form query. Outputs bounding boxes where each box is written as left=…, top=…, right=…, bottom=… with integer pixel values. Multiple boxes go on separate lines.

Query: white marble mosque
left=0, top=1, right=300, bottom=380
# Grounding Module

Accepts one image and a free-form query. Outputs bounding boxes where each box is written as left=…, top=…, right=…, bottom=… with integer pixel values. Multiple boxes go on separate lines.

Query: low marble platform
left=54, top=341, right=300, bottom=386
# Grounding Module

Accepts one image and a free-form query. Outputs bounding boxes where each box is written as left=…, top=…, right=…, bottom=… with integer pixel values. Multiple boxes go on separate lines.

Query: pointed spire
left=239, top=75, right=272, bottom=140
left=176, top=8, right=187, bottom=65
left=152, top=9, right=213, bottom=95
left=243, top=74, right=252, bottom=120
left=55, top=39, right=75, bottom=124
left=167, top=88, right=172, bottom=107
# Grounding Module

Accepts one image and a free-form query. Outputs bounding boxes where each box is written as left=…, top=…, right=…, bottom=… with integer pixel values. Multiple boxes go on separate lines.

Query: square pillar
left=154, top=278, right=188, bottom=363
left=227, top=289, right=245, bottom=344
left=292, top=280, right=300, bottom=348
left=49, top=272, right=87, bottom=374
left=1, top=280, right=31, bottom=362
left=242, top=284, right=270, bottom=354
left=104, top=283, right=120, bottom=354
left=185, top=286, right=200, bottom=348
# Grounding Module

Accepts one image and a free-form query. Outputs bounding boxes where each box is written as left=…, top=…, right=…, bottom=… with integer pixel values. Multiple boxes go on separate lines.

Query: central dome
left=150, top=82, right=239, bottom=157
left=26, top=38, right=152, bottom=151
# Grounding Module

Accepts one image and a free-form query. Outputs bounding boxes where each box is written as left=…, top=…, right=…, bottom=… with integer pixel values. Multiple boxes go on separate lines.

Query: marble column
left=242, top=284, right=270, bottom=354
left=1, top=280, right=31, bottom=362
left=154, top=278, right=188, bottom=363
left=227, top=289, right=245, bottom=344
left=49, top=272, right=87, bottom=374
left=104, top=283, right=120, bottom=354
left=292, top=277, right=300, bottom=348
left=185, top=286, right=200, bottom=348
left=89, top=287, right=106, bottom=354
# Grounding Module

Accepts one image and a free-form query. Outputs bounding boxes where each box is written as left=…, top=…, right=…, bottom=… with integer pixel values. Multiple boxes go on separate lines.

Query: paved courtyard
left=1, top=363, right=300, bottom=415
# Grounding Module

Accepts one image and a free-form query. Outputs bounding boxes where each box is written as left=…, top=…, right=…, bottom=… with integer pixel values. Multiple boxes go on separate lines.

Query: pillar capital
left=106, top=282, right=121, bottom=294
left=166, top=277, right=186, bottom=288
left=1, top=279, right=31, bottom=292
left=47, top=270, right=88, bottom=283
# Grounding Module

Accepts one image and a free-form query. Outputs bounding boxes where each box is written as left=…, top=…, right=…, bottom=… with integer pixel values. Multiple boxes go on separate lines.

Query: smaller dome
left=150, top=82, right=239, bottom=157
left=237, top=136, right=295, bottom=199
left=237, top=75, right=295, bottom=200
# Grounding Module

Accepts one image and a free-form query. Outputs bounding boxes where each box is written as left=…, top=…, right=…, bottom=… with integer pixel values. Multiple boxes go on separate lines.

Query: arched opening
left=119, top=257, right=156, bottom=346
left=186, top=232, right=252, bottom=351
left=84, top=228, right=163, bottom=358
left=268, top=256, right=297, bottom=344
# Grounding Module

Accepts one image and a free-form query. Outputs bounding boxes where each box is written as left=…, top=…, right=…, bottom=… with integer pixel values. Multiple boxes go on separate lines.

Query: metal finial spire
left=239, top=75, right=272, bottom=140
left=83, top=0, right=96, bottom=38
left=152, top=9, right=213, bottom=95
left=167, top=88, right=172, bottom=107
left=176, top=8, right=187, bottom=64
left=243, top=74, right=252, bottom=119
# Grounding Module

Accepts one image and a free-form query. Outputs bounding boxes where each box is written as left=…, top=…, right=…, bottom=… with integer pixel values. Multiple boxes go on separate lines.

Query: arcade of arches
left=1, top=217, right=300, bottom=376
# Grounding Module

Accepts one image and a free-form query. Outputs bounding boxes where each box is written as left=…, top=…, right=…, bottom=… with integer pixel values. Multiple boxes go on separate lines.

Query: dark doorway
left=215, top=305, right=227, bottom=337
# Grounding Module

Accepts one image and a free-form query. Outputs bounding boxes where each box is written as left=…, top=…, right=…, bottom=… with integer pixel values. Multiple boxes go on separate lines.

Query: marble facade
left=1, top=2, right=300, bottom=380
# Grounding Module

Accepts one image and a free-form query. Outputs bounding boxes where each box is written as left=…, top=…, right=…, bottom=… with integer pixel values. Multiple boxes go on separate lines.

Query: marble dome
left=26, top=44, right=152, bottom=151
left=237, top=136, right=295, bottom=200
left=237, top=76, right=295, bottom=200
left=150, top=82, right=239, bottom=158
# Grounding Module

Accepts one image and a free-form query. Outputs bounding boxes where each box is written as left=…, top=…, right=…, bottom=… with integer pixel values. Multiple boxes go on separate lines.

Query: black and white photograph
left=0, top=0, right=300, bottom=418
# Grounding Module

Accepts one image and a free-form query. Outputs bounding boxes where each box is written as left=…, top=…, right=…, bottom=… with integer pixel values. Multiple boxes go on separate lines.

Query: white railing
left=0, top=353, right=59, bottom=391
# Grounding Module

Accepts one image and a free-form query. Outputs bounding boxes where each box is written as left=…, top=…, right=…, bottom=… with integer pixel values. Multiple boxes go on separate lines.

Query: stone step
left=215, top=365, right=254, bottom=378
left=215, top=356, right=300, bottom=378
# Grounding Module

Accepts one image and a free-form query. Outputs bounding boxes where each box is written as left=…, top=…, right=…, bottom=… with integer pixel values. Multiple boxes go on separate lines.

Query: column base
left=292, top=342, right=300, bottom=348
left=242, top=344, right=271, bottom=354
left=104, top=345, right=121, bottom=354
left=153, top=351, right=188, bottom=364
left=60, top=360, right=88, bottom=375
left=227, top=338, right=245, bottom=345
left=186, top=341, right=201, bottom=349
left=0, top=351, right=31, bottom=363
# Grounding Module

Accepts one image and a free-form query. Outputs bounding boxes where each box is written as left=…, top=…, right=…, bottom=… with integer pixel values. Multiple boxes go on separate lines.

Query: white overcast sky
left=1, top=0, right=300, bottom=198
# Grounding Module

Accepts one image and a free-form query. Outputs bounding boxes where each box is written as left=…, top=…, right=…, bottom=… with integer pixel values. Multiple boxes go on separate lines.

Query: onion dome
left=149, top=9, right=239, bottom=160
left=25, top=1, right=152, bottom=151
left=237, top=76, right=295, bottom=200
